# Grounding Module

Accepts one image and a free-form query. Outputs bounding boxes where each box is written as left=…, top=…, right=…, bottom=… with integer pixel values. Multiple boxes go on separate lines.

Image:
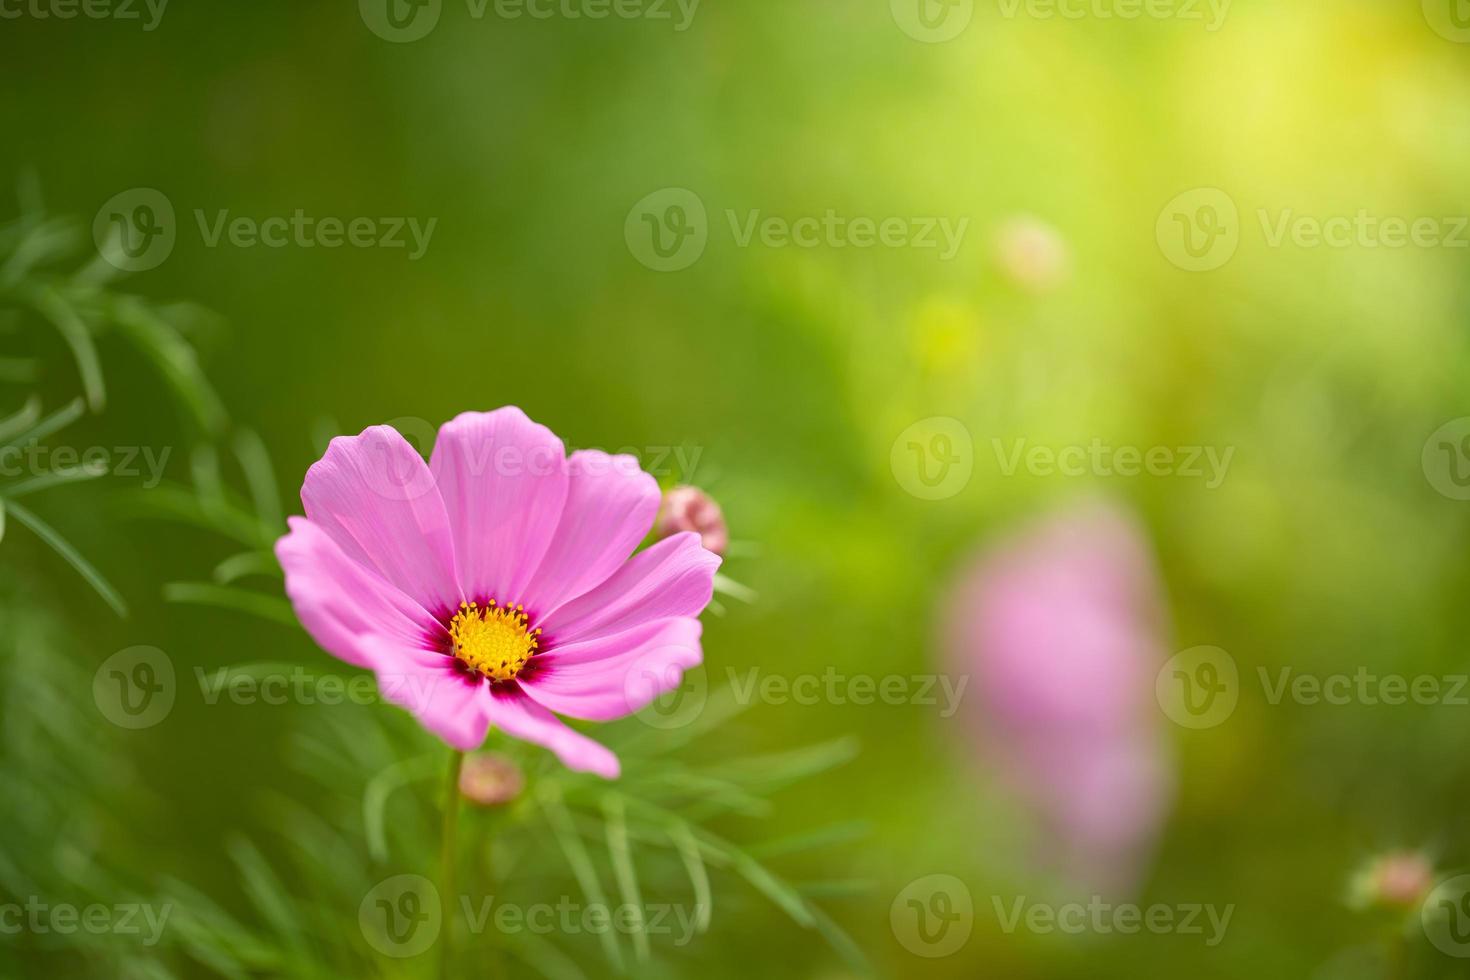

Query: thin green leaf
left=0, top=395, right=42, bottom=443
left=602, top=794, right=649, bottom=962
left=747, top=821, right=871, bottom=860
left=2, top=461, right=108, bottom=498
left=807, top=903, right=873, bottom=976
left=226, top=835, right=308, bottom=954
left=119, top=483, right=274, bottom=547
left=31, top=285, right=105, bottom=412
left=537, top=785, right=624, bottom=972
left=712, top=572, right=757, bottom=603
left=0, top=217, right=79, bottom=287
left=1, top=396, right=84, bottom=451
left=667, top=819, right=711, bottom=934
left=4, top=500, right=126, bottom=616
left=362, top=754, right=438, bottom=863
left=191, top=444, right=227, bottom=514
left=794, top=879, right=877, bottom=898
left=213, top=550, right=282, bottom=584
left=232, top=427, right=283, bottom=531
left=621, top=796, right=815, bottom=929
left=163, top=582, right=295, bottom=626
left=111, top=296, right=228, bottom=435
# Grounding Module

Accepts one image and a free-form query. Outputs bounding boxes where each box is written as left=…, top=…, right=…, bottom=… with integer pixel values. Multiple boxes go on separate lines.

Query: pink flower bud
left=458, top=752, right=524, bottom=807
left=655, top=486, right=728, bottom=556
left=993, top=215, right=1070, bottom=293
left=1351, top=851, right=1435, bottom=910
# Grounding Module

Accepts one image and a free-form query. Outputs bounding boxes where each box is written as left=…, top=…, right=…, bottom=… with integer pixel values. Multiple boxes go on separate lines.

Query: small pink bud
left=655, top=485, right=728, bottom=556
left=1351, top=851, right=1435, bottom=910
left=1375, top=852, right=1435, bottom=907
left=458, top=752, right=524, bottom=807
left=993, top=215, right=1070, bottom=293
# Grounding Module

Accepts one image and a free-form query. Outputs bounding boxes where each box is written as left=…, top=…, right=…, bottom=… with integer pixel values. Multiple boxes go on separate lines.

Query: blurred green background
left=4, top=0, right=1470, bottom=977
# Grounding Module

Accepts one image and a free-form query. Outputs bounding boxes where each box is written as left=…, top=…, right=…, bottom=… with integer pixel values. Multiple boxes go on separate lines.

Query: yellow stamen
left=448, top=599, right=541, bottom=682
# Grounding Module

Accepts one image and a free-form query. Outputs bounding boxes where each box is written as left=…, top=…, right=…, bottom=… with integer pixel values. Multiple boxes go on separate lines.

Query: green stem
left=439, top=749, right=463, bottom=979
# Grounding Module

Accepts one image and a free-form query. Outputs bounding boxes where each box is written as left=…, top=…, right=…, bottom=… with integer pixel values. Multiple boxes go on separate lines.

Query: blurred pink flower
left=654, top=485, right=729, bottom=557
left=276, top=408, right=721, bottom=779
left=1350, top=850, right=1435, bottom=911
left=942, top=500, right=1172, bottom=895
left=459, top=751, right=525, bottom=807
left=993, top=215, right=1070, bottom=293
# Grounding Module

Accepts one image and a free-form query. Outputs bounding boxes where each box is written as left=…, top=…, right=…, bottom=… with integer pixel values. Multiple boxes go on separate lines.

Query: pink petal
left=487, top=686, right=620, bottom=779
left=275, top=516, right=442, bottom=669
left=540, top=533, right=720, bottom=646
left=522, top=450, right=661, bottom=613
left=301, top=425, right=461, bottom=615
left=429, top=408, right=569, bottom=607
left=358, top=635, right=493, bottom=750
left=520, top=618, right=702, bottom=721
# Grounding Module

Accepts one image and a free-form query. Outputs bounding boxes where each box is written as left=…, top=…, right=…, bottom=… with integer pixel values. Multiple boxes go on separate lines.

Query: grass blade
left=537, top=785, right=624, bottom=972
left=667, top=819, right=711, bottom=934
left=32, top=285, right=105, bottom=412
left=4, top=500, right=126, bottom=616
left=1, top=396, right=84, bottom=451
left=232, top=427, right=283, bottom=532
left=163, top=582, right=295, bottom=626
left=602, top=794, right=649, bottom=962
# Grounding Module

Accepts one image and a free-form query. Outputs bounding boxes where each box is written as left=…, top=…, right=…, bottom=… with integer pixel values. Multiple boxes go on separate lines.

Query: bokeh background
left=4, top=0, right=1470, bottom=977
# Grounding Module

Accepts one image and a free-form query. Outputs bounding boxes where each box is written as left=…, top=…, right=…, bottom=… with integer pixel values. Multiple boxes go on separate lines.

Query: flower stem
left=439, top=749, right=463, bottom=979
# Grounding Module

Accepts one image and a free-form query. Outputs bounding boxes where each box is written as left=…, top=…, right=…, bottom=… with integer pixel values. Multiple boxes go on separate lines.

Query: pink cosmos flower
left=274, top=408, right=722, bottom=779
left=941, top=500, right=1172, bottom=895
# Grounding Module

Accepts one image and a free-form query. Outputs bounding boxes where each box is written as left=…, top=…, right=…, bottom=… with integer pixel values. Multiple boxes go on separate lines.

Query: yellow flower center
left=449, top=600, right=541, bottom=682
